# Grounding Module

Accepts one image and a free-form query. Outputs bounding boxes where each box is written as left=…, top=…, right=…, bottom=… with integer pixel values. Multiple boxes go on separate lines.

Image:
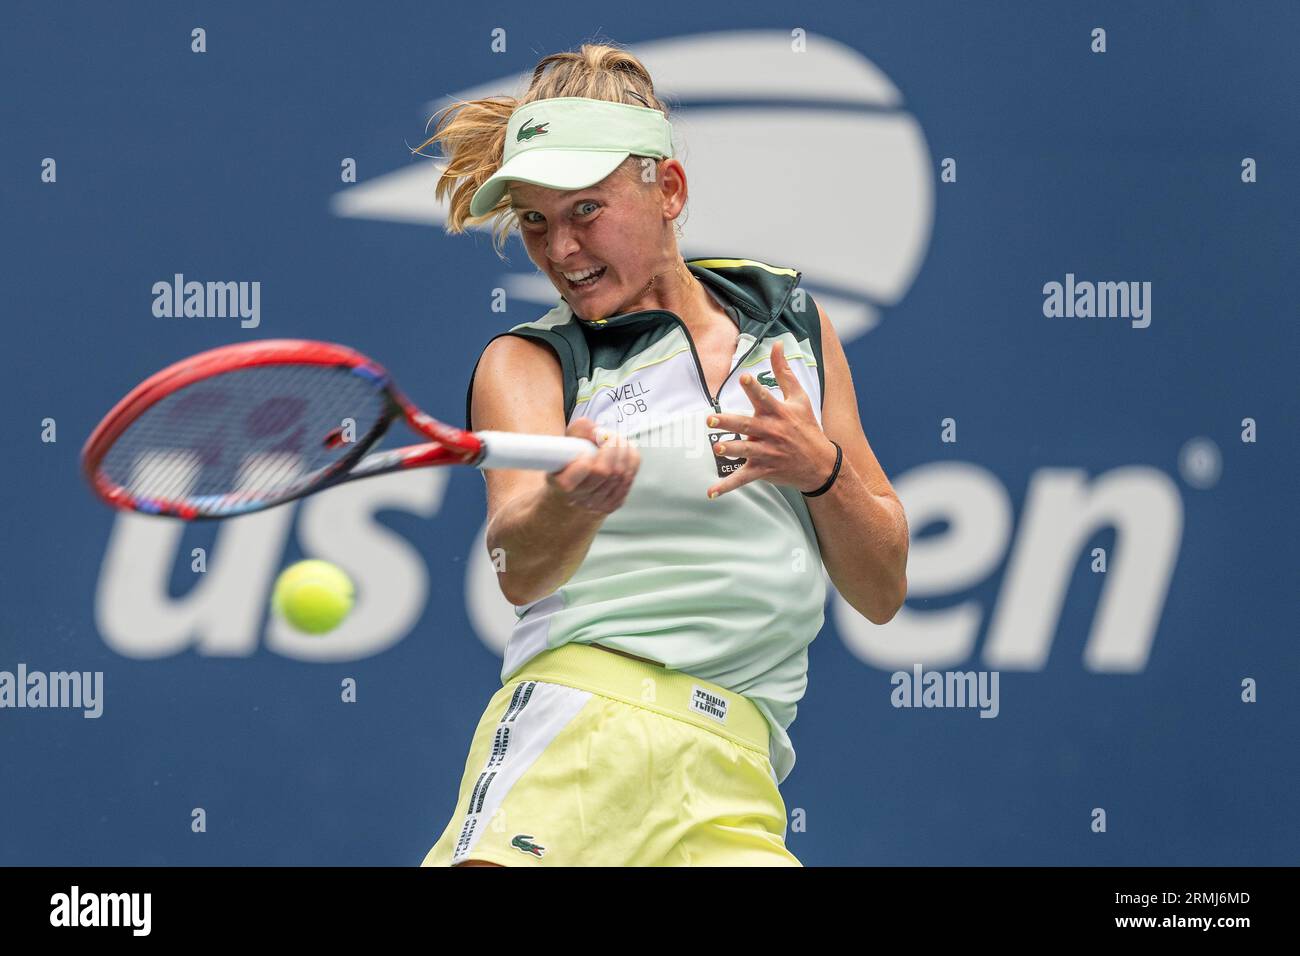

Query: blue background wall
left=1, top=1, right=1296, bottom=865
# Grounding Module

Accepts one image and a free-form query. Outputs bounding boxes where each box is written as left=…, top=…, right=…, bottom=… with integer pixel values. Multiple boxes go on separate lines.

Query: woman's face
left=509, top=159, right=684, bottom=321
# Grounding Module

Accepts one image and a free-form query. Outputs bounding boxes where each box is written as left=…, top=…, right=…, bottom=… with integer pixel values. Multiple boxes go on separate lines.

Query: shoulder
left=478, top=331, right=561, bottom=372
left=465, top=304, right=587, bottom=430
left=687, top=256, right=801, bottom=318
left=809, top=295, right=858, bottom=426
left=467, top=333, right=566, bottom=433
left=687, top=256, right=799, bottom=282
left=470, top=332, right=563, bottom=400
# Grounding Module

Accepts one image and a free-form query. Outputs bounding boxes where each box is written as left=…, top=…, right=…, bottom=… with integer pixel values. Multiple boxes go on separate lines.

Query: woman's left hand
left=705, top=340, right=839, bottom=499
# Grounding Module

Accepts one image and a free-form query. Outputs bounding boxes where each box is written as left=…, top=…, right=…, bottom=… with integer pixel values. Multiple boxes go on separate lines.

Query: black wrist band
left=802, top=440, right=842, bottom=497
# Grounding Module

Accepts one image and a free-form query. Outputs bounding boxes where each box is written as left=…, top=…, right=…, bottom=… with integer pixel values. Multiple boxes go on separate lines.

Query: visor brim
left=468, top=149, right=633, bottom=218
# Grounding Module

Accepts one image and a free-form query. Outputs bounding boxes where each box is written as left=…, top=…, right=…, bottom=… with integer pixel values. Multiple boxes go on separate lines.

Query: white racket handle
left=473, top=430, right=599, bottom=472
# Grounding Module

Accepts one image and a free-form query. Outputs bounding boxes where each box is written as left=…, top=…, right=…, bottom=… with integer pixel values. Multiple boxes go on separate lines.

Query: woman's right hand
left=544, top=417, right=640, bottom=515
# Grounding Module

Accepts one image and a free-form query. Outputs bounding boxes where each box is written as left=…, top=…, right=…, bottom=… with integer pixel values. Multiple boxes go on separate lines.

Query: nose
left=546, top=222, right=580, bottom=264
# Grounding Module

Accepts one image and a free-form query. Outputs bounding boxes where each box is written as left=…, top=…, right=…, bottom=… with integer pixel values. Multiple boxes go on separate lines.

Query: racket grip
left=472, top=430, right=599, bottom=472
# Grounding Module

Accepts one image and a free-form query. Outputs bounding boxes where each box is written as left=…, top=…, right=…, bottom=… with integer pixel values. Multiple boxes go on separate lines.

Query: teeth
left=563, top=267, right=604, bottom=281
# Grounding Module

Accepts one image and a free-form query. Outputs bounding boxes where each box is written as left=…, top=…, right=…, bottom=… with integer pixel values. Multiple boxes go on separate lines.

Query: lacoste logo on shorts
left=690, top=686, right=729, bottom=724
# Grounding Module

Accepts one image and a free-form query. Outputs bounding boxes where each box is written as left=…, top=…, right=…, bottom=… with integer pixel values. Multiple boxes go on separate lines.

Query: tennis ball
left=271, top=560, right=355, bottom=634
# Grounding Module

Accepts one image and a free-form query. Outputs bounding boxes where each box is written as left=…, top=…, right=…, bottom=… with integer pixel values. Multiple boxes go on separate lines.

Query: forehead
left=508, top=174, right=624, bottom=209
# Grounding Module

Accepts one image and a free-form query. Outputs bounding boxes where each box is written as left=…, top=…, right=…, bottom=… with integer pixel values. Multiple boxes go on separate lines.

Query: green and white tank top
left=464, top=257, right=828, bottom=783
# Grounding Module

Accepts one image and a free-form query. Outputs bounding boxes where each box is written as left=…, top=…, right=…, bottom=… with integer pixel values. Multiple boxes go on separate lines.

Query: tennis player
left=419, top=43, right=909, bottom=866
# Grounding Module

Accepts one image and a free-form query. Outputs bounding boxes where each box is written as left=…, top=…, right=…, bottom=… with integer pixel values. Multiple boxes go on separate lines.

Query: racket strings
left=99, top=364, right=390, bottom=511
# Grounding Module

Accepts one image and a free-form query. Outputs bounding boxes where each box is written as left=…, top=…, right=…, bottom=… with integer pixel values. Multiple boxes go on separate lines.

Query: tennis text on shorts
left=690, top=686, right=729, bottom=724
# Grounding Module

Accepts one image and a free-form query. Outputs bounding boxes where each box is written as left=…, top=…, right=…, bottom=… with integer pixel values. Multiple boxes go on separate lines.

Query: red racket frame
left=82, top=339, right=485, bottom=519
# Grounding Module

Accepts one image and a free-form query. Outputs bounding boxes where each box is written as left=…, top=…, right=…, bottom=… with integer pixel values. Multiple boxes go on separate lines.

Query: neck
left=601, top=255, right=728, bottom=335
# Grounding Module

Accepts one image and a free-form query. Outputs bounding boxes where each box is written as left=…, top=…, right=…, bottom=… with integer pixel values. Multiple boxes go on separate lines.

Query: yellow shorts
left=420, top=642, right=800, bottom=867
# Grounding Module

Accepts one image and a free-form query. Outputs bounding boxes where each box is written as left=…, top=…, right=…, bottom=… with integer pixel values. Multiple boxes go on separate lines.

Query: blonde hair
left=415, top=42, right=671, bottom=258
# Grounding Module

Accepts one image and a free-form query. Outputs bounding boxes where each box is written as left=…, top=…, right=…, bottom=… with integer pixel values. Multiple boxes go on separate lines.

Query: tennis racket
left=81, top=338, right=597, bottom=520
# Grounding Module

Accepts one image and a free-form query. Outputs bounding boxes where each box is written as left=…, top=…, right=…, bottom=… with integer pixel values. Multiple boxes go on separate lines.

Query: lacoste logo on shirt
left=757, top=370, right=779, bottom=388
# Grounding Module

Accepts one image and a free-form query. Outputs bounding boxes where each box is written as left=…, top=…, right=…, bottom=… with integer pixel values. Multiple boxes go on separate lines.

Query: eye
left=575, top=200, right=600, bottom=216
left=519, top=210, right=544, bottom=225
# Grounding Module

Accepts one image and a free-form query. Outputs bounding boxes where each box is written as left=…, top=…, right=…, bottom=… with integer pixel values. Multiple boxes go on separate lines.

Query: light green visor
left=468, top=96, right=674, bottom=218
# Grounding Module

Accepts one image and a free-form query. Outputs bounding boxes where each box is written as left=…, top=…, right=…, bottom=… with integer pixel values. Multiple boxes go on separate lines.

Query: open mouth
left=563, top=266, right=607, bottom=292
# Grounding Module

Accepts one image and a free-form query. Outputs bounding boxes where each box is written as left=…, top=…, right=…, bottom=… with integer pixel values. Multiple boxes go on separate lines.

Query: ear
left=657, top=158, right=688, bottom=219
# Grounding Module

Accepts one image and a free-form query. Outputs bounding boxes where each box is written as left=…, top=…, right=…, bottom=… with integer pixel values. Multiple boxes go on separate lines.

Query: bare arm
left=472, top=335, right=640, bottom=606
left=807, top=300, right=909, bottom=623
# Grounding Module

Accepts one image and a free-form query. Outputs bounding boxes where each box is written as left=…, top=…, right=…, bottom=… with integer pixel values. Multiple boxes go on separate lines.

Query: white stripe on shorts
left=451, top=680, right=591, bottom=864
